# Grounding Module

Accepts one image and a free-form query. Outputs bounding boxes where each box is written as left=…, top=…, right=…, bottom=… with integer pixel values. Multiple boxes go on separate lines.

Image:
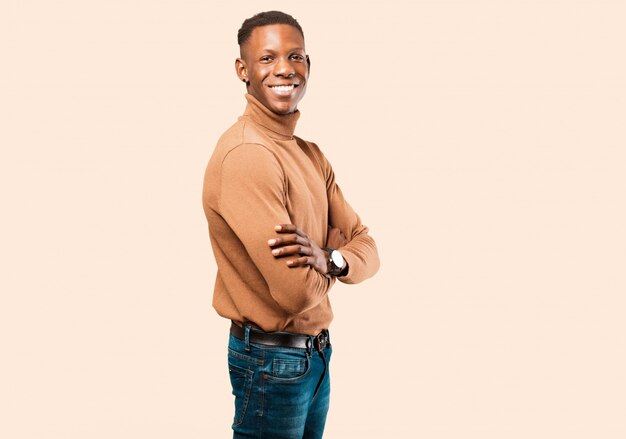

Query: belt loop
left=244, top=325, right=251, bottom=352
left=306, top=336, right=313, bottom=356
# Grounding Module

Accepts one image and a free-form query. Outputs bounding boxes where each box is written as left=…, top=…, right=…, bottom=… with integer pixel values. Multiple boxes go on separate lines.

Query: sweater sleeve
left=320, top=147, right=380, bottom=284
left=218, top=143, right=333, bottom=315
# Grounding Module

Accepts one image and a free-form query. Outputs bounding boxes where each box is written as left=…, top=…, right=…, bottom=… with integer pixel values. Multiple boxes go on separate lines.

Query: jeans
left=227, top=327, right=332, bottom=439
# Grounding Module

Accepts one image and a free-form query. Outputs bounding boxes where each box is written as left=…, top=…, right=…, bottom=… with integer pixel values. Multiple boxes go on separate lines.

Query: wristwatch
left=323, top=247, right=346, bottom=277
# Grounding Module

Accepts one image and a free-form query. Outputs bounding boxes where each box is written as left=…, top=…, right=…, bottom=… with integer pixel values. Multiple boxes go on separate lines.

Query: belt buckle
left=313, top=331, right=328, bottom=351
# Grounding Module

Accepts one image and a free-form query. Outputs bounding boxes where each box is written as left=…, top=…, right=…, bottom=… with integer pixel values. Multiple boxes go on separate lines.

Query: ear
left=235, top=58, right=249, bottom=85
left=306, top=54, right=311, bottom=72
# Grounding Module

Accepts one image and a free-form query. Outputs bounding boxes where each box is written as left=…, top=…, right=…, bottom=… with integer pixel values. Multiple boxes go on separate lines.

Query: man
left=202, top=11, right=379, bottom=439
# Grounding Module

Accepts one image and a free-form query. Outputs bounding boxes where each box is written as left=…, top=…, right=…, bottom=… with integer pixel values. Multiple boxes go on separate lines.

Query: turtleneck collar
left=240, top=93, right=301, bottom=140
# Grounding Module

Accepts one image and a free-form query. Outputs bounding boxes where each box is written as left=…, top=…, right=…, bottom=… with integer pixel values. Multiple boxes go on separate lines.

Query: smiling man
left=202, top=11, right=379, bottom=439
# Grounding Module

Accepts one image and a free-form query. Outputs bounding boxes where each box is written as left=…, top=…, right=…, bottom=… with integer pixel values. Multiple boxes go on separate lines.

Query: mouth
left=268, top=83, right=300, bottom=95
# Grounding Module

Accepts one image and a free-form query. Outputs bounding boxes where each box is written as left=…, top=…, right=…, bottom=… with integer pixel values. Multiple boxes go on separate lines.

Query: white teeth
left=271, top=85, right=295, bottom=91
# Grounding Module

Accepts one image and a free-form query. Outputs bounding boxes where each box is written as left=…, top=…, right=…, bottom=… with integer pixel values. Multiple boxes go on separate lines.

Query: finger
left=275, top=224, right=308, bottom=238
left=275, top=224, right=297, bottom=233
left=268, top=234, right=309, bottom=247
left=272, top=244, right=313, bottom=257
left=286, top=256, right=312, bottom=267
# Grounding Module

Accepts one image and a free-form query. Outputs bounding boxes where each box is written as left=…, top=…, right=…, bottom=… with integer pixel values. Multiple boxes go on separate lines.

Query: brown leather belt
left=230, top=321, right=330, bottom=351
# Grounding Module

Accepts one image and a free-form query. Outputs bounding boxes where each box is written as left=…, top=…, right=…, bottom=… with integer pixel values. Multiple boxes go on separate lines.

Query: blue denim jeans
left=227, top=327, right=332, bottom=439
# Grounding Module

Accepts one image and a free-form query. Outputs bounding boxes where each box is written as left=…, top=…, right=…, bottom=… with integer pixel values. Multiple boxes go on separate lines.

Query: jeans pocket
left=265, top=350, right=311, bottom=383
left=228, top=362, right=254, bottom=426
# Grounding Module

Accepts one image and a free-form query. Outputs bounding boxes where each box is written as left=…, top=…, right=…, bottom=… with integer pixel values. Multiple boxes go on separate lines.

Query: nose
left=273, top=56, right=295, bottom=78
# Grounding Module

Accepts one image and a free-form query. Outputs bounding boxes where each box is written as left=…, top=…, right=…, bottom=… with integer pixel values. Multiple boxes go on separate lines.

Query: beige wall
left=2, top=1, right=625, bottom=437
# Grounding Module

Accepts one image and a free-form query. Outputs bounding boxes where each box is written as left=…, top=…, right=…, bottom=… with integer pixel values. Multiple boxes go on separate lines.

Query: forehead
left=243, top=24, right=305, bottom=54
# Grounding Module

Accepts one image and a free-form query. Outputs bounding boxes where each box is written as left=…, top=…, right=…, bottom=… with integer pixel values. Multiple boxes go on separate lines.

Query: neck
left=241, top=93, right=300, bottom=140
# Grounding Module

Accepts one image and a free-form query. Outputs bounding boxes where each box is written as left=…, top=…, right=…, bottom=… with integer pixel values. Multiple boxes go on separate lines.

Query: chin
left=274, top=106, right=296, bottom=114
left=269, top=101, right=297, bottom=115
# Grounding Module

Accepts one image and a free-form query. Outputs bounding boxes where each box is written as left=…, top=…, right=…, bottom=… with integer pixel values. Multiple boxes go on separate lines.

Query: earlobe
left=235, top=58, right=248, bottom=84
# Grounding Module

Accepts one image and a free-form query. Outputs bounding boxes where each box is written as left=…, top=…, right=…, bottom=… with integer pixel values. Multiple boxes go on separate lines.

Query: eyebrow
left=259, top=47, right=305, bottom=54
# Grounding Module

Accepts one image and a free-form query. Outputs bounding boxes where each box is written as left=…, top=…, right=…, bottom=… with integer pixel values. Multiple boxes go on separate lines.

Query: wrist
left=323, top=247, right=346, bottom=277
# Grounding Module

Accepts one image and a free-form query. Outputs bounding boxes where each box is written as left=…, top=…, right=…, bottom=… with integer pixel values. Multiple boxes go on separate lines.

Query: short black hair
left=237, top=11, right=304, bottom=46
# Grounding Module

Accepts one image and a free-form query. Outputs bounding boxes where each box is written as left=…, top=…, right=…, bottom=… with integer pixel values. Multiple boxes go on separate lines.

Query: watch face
left=331, top=250, right=344, bottom=268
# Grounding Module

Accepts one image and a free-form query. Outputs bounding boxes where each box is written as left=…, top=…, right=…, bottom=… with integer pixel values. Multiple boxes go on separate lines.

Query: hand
left=268, top=224, right=328, bottom=275
left=326, top=226, right=348, bottom=249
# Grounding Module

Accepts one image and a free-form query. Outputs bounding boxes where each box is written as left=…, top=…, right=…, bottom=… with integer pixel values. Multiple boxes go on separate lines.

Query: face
left=236, top=24, right=309, bottom=115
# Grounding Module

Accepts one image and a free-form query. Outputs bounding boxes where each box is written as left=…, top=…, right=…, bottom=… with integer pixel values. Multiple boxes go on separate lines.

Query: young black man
left=202, top=11, right=379, bottom=439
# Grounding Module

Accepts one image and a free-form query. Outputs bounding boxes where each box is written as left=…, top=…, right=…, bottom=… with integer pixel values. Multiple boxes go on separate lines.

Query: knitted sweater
left=202, top=93, right=379, bottom=335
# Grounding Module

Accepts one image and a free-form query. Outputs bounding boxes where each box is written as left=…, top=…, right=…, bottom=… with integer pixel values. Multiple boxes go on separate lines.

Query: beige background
left=2, top=0, right=625, bottom=437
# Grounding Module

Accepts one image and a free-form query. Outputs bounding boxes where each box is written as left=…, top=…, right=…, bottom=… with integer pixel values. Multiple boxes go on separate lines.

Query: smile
left=268, top=84, right=299, bottom=95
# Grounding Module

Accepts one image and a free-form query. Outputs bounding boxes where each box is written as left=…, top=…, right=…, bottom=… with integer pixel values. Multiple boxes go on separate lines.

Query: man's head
left=235, top=11, right=310, bottom=115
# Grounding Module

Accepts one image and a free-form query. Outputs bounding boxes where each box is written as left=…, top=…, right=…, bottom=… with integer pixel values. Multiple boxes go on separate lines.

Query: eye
left=290, top=54, right=305, bottom=62
left=260, top=55, right=273, bottom=63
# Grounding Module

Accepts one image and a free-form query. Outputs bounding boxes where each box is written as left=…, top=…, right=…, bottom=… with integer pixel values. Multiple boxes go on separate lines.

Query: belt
left=230, top=321, right=330, bottom=351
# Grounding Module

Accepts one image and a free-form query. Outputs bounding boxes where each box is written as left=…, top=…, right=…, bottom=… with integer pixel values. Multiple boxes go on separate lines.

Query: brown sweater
left=202, top=94, right=379, bottom=335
